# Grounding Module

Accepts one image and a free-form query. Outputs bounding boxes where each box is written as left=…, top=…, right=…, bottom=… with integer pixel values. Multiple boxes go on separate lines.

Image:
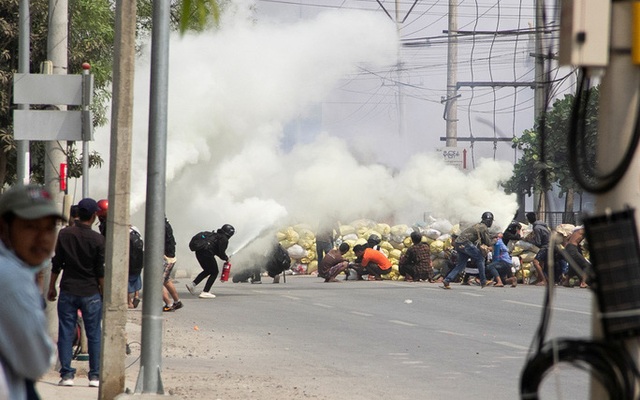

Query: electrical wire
left=520, top=234, right=639, bottom=400
left=568, top=68, right=640, bottom=193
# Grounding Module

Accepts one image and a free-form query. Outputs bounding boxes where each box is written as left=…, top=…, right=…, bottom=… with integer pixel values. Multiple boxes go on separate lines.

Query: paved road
left=165, top=276, right=593, bottom=399
left=38, top=275, right=594, bottom=399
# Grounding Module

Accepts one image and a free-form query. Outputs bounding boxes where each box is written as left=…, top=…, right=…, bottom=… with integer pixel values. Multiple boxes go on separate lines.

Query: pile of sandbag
left=275, top=218, right=460, bottom=280
left=275, top=219, right=586, bottom=282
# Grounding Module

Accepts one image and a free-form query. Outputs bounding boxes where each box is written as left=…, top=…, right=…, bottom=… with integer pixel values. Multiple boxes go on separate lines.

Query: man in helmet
left=186, top=224, right=235, bottom=298
left=96, top=199, right=108, bottom=236
left=441, top=212, right=494, bottom=289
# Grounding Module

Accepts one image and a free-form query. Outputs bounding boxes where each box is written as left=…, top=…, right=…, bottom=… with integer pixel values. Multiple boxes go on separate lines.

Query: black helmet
left=481, top=211, right=494, bottom=227
left=220, top=224, right=235, bottom=238
left=367, top=234, right=381, bottom=246
left=481, top=211, right=494, bottom=221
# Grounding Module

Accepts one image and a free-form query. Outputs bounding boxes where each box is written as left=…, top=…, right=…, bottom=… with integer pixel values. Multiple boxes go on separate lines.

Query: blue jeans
left=486, top=260, right=513, bottom=282
left=57, top=292, right=102, bottom=379
left=445, top=241, right=488, bottom=284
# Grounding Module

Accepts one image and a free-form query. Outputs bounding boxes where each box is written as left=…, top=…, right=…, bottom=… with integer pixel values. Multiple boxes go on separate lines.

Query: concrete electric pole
left=45, top=0, right=68, bottom=208
left=99, top=0, right=137, bottom=398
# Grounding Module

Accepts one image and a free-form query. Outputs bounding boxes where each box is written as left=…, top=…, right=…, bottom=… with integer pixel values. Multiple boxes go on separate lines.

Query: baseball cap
left=0, top=185, right=66, bottom=221
left=78, top=198, right=100, bottom=214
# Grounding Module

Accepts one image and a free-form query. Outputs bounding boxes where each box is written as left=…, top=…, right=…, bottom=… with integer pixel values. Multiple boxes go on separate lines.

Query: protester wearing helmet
left=96, top=199, right=108, bottom=236
left=441, top=212, right=495, bottom=289
left=186, top=224, right=235, bottom=298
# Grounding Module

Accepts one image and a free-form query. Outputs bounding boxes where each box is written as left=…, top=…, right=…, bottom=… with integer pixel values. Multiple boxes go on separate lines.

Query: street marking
left=281, top=295, right=300, bottom=300
left=438, top=330, right=468, bottom=337
left=350, top=311, right=373, bottom=317
left=494, top=341, right=529, bottom=350
left=461, top=292, right=484, bottom=297
left=313, top=303, right=333, bottom=308
left=389, top=353, right=409, bottom=356
left=389, top=319, right=417, bottom=327
left=504, top=300, right=590, bottom=315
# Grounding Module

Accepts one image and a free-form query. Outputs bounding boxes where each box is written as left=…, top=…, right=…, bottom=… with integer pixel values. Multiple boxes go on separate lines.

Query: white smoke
left=89, top=3, right=517, bottom=271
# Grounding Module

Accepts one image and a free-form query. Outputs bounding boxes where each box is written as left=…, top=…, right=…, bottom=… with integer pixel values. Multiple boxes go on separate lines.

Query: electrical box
left=559, top=0, right=611, bottom=67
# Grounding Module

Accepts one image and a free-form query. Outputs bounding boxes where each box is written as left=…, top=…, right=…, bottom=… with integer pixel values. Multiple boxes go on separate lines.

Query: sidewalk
left=36, top=320, right=141, bottom=399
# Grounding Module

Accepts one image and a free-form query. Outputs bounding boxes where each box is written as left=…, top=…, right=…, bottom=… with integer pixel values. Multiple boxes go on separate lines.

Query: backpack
left=129, top=228, right=144, bottom=275
left=189, top=231, right=214, bottom=252
left=267, top=244, right=291, bottom=277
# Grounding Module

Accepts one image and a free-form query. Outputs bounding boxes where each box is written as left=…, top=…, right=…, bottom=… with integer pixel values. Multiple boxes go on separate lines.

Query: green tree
left=1, top=0, right=224, bottom=186
left=504, top=87, right=599, bottom=213
left=1, top=0, right=115, bottom=185
left=179, top=0, right=221, bottom=33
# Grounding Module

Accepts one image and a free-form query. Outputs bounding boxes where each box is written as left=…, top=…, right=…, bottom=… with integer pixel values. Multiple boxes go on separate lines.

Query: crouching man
left=318, top=243, right=350, bottom=282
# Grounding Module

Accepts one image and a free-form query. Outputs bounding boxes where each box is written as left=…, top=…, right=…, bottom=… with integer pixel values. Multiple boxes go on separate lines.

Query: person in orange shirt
left=352, top=244, right=391, bottom=280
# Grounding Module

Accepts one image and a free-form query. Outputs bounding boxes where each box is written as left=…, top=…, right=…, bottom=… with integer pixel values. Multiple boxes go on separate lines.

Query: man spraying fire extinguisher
left=186, top=224, right=235, bottom=299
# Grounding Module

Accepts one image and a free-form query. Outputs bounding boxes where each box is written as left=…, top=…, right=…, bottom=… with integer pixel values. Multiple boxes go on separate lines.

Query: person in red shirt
left=352, top=244, right=391, bottom=280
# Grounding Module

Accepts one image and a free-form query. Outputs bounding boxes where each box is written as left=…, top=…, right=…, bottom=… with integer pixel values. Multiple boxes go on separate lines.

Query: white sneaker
left=198, top=291, right=216, bottom=298
left=186, top=283, right=197, bottom=296
left=88, top=379, right=99, bottom=387
left=58, top=378, right=74, bottom=386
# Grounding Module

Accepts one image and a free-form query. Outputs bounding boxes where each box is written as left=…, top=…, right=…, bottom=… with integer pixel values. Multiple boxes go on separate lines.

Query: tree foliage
left=0, top=0, right=115, bottom=185
left=504, top=87, right=599, bottom=201
left=0, top=0, right=224, bottom=186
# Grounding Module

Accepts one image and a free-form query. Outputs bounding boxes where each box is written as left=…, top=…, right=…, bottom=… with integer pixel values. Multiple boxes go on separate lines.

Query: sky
left=82, top=0, right=576, bottom=266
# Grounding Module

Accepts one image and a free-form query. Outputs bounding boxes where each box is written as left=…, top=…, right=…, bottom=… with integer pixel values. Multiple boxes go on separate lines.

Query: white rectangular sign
left=437, top=147, right=467, bottom=170
left=13, top=110, right=85, bottom=140
left=13, top=73, right=84, bottom=105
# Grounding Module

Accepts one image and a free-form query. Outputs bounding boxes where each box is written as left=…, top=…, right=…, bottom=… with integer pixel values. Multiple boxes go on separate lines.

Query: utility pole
left=395, top=0, right=405, bottom=137
left=99, top=0, right=136, bottom=398
left=590, top=3, right=638, bottom=398
left=17, top=0, right=30, bottom=185
left=45, top=0, right=68, bottom=208
left=533, top=0, right=547, bottom=214
left=135, top=0, right=174, bottom=395
left=444, top=0, right=458, bottom=147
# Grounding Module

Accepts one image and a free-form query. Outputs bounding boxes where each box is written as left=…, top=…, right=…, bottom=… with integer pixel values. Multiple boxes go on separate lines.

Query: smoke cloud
left=89, top=4, right=518, bottom=271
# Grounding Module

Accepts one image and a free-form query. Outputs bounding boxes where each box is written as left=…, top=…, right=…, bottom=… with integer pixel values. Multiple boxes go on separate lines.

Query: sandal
left=132, top=297, right=140, bottom=308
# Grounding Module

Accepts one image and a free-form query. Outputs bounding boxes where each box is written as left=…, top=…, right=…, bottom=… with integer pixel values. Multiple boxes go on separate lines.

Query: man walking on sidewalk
left=48, top=198, right=105, bottom=388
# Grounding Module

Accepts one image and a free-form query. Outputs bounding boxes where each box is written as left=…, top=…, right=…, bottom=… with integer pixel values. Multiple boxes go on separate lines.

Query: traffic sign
left=438, top=146, right=467, bottom=170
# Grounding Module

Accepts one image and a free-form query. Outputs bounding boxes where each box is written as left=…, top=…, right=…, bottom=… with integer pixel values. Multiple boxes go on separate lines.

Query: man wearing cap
left=47, top=198, right=105, bottom=388
left=0, top=185, right=64, bottom=400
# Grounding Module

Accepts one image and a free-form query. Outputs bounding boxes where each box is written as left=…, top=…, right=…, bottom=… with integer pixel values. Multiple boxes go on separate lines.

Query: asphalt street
left=161, top=275, right=593, bottom=399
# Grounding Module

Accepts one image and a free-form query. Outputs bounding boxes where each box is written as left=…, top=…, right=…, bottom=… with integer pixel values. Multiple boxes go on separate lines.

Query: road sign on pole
left=438, top=146, right=467, bottom=170
left=12, top=72, right=93, bottom=141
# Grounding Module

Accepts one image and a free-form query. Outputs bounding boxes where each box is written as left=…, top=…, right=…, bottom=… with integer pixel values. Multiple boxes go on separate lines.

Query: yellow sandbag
left=430, top=240, right=445, bottom=254
left=285, top=227, right=300, bottom=243
left=391, top=224, right=411, bottom=236
left=389, top=249, right=402, bottom=260
left=520, top=251, right=536, bottom=263
left=450, top=224, right=461, bottom=236
left=357, top=227, right=370, bottom=238
left=277, top=231, right=287, bottom=241
left=403, top=236, right=413, bottom=248
left=279, top=239, right=294, bottom=249
left=301, top=257, right=311, bottom=264
left=376, top=223, right=391, bottom=237
left=380, top=241, right=394, bottom=251
left=297, top=238, right=314, bottom=249
left=339, top=225, right=356, bottom=236
left=307, top=261, right=318, bottom=274
left=297, top=228, right=315, bottom=241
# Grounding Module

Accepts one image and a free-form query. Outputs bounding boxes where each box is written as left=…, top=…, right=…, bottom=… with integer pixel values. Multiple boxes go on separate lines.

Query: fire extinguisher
left=221, top=261, right=231, bottom=282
